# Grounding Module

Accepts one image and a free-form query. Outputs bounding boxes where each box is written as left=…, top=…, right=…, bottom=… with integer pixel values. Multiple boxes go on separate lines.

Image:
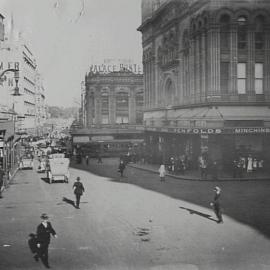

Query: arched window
left=237, top=16, right=248, bottom=50
left=220, top=14, right=231, bottom=50
left=255, top=15, right=264, bottom=50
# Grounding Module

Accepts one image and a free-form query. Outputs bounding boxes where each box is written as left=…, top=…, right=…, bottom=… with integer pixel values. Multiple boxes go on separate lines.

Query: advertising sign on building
left=89, top=58, right=142, bottom=74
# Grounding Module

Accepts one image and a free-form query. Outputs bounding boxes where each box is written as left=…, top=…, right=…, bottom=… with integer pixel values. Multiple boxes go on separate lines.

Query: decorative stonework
left=157, top=27, right=179, bottom=69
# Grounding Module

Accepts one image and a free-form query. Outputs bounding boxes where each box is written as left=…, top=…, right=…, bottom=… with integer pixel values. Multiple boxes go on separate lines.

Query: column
left=86, top=92, right=93, bottom=126
left=195, top=34, right=200, bottom=102
left=94, top=91, right=102, bottom=125
left=109, top=91, right=116, bottom=124
left=201, top=30, right=206, bottom=102
left=247, top=28, right=255, bottom=99
left=209, top=26, right=221, bottom=97
left=264, top=26, right=270, bottom=101
left=230, top=24, right=238, bottom=97
left=189, top=37, right=195, bottom=101
left=128, top=89, right=136, bottom=124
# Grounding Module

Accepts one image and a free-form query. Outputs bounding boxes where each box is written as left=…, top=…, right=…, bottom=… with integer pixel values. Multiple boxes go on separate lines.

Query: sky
left=0, top=0, right=143, bottom=107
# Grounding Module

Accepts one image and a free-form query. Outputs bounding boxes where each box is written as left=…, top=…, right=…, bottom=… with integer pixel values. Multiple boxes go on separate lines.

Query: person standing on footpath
left=0, top=165, right=5, bottom=198
left=73, top=176, right=85, bottom=209
left=36, top=213, right=57, bottom=268
left=158, top=164, right=166, bottom=182
left=210, top=186, right=223, bottom=224
left=85, top=154, right=89, bottom=165
left=118, top=159, right=126, bottom=177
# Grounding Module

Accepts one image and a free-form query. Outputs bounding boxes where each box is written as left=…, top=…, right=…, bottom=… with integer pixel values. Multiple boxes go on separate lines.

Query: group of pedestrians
left=232, top=154, right=264, bottom=178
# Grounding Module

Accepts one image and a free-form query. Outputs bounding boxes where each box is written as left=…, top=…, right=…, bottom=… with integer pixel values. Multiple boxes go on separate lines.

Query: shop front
left=145, top=127, right=270, bottom=172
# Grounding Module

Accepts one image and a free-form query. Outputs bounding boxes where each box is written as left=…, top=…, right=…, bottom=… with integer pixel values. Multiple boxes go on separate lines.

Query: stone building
left=72, top=70, right=144, bottom=157
left=138, top=0, right=270, bottom=168
left=84, top=70, right=144, bottom=127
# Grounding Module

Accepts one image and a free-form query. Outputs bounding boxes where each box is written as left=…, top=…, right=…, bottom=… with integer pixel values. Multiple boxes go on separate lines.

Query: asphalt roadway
left=1, top=158, right=270, bottom=270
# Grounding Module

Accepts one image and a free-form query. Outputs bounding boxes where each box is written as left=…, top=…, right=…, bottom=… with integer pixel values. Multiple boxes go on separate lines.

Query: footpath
left=127, top=161, right=270, bottom=181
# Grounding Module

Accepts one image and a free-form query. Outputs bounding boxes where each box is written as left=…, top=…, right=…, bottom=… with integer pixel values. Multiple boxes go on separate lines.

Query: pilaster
left=230, top=24, right=238, bottom=96
left=128, top=90, right=136, bottom=124
left=109, top=91, right=116, bottom=124
left=264, top=27, right=270, bottom=100
left=247, top=29, right=255, bottom=97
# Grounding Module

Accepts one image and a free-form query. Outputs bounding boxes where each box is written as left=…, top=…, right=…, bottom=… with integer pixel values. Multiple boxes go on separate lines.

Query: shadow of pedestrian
left=179, top=206, right=217, bottom=223
left=62, top=197, right=76, bottom=208
left=41, top=177, right=50, bottom=184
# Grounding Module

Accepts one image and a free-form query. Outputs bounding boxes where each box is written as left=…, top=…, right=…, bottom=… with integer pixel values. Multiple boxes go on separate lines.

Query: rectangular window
left=238, top=31, right=247, bottom=50
left=255, top=63, right=263, bottom=94
left=237, top=63, right=246, bottom=94
left=220, top=62, right=229, bottom=94
left=255, top=33, right=264, bottom=50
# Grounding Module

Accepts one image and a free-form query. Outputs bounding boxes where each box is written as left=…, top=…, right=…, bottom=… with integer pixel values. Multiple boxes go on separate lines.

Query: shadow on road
left=62, top=197, right=76, bottom=208
left=179, top=206, right=217, bottom=223
left=71, top=160, right=270, bottom=239
left=40, top=177, right=50, bottom=184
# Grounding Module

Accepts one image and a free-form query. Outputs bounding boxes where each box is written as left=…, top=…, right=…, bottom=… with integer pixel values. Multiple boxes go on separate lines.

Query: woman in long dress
left=158, top=164, right=166, bottom=182
left=247, top=155, right=253, bottom=173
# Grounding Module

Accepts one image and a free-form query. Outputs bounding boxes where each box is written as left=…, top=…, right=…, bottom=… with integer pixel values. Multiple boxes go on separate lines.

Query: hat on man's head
left=214, top=186, right=221, bottom=192
left=40, top=213, right=49, bottom=219
left=76, top=176, right=80, bottom=180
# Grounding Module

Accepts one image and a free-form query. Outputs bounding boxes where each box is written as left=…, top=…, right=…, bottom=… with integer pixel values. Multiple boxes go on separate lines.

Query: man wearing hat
left=36, top=213, right=57, bottom=268
left=210, top=186, right=223, bottom=224
left=73, top=176, right=85, bottom=209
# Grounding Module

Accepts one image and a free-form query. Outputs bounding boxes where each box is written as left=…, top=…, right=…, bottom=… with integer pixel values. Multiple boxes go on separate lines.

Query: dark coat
left=28, top=234, right=38, bottom=253
left=36, top=222, right=56, bottom=245
left=118, top=162, right=126, bottom=172
left=213, top=193, right=221, bottom=209
left=73, top=182, right=85, bottom=195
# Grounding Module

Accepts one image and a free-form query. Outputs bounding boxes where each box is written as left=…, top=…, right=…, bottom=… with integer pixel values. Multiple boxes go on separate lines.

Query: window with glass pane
left=101, top=93, right=109, bottom=124
left=220, top=15, right=230, bottom=50
left=255, top=63, right=263, bottom=94
left=255, top=16, right=264, bottom=50
left=237, top=63, right=246, bottom=94
left=220, top=62, right=229, bottom=94
left=116, top=92, right=129, bottom=124
left=237, top=16, right=247, bottom=50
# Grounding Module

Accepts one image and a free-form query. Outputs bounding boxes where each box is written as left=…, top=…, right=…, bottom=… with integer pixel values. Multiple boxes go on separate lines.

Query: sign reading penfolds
left=145, top=127, right=270, bottom=134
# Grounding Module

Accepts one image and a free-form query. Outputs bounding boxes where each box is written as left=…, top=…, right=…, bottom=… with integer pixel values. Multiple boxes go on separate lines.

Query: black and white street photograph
left=1, top=0, right=270, bottom=269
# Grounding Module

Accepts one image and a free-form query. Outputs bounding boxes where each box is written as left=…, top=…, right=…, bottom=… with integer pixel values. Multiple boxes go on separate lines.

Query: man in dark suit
left=73, top=176, right=85, bottom=208
left=36, top=213, right=57, bottom=268
left=210, top=186, right=223, bottom=224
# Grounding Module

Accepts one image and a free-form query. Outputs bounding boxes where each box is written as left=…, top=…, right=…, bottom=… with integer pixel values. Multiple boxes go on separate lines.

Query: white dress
left=247, top=157, right=253, bottom=172
left=159, top=165, right=166, bottom=177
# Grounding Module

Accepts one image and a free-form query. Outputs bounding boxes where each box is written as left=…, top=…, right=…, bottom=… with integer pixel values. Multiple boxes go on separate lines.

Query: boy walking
left=73, top=177, right=85, bottom=209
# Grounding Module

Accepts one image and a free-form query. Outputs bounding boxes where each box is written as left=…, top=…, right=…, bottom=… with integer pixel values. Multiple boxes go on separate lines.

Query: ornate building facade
left=84, top=70, right=144, bottom=127
left=138, top=0, right=270, bottom=168
left=72, top=70, right=144, bottom=157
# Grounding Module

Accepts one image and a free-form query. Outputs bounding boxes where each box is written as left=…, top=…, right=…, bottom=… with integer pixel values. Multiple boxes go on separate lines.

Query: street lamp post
left=0, top=68, right=21, bottom=177
left=0, top=68, right=21, bottom=96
